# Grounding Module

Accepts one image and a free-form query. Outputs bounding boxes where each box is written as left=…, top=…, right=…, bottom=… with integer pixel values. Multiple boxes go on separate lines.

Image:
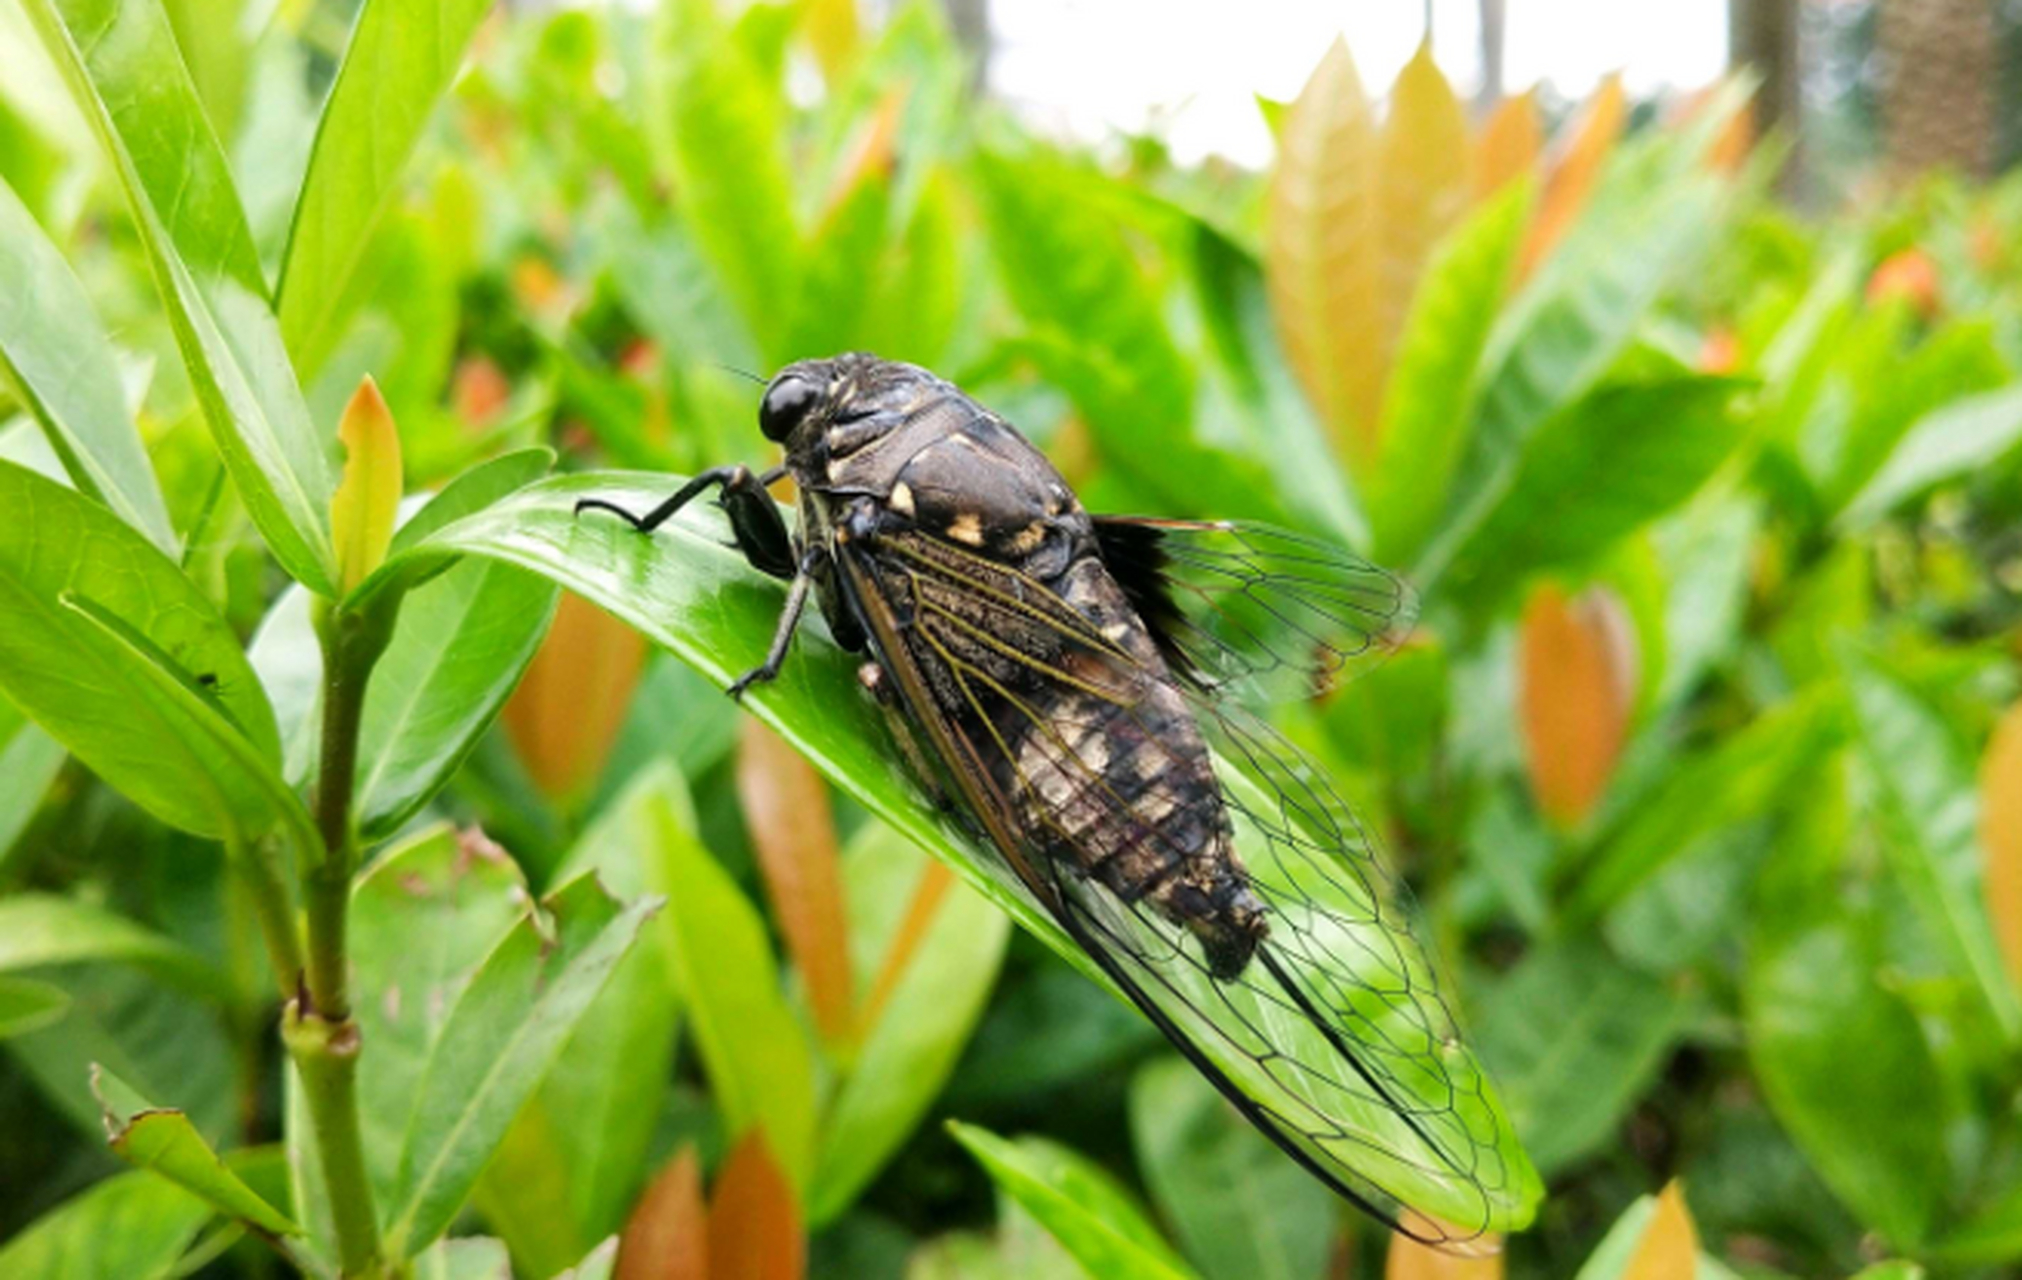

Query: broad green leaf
left=1839, top=384, right=2022, bottom=528
left=0, top=174, right=175, bottom=553
left=0, top=460, right=286, bottom=841
left=1128, top=1057, right=1333, bottom=1280
left=1745, top=909, right=1949, bottom=1247
left=22, top=0, right=337, bottom=594
left=388, top=448, right=556, bottom=557
left=276, top=0, right=495, bottom=372
left=1432, top=376, right=1743, bottom=601
left=809, top=822, right=1011, bottom=1224
left=1366, top=179, right=1531, bottom=565
left=0, top=1169, right=210, bottom=1280
left=949, top=1122, right=1197, bottom=1280
left=1474, top=939, right=1693, bottom=1175
left=472, top=766, right=684, bottom=1276
left=1816, top=318, right=2008, bottom=512
left=1935, top=1173, right=2022, bottom=1264
left=332, top=377, right=403, bottom=594
left=159, top=0, right=251, bottom=141
left=404, top=472, right=1540, bottom=1233
left=0, top=894, right=231, bottom=999
left=92, top=1065, right=298, bottom=1235
left=1650, top=494, right=1757, bottom=711
left=0, top=711, right=66, bottom=871
left=0, top=974, right=70, bottom=1037
left=386, top=874, right=659, bottom=1257
left=1844, top=650, right=2022, bottom=1044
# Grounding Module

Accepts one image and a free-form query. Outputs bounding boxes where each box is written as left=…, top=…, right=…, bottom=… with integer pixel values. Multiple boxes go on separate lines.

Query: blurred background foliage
left=1, top=0, right=2021, bottom=1277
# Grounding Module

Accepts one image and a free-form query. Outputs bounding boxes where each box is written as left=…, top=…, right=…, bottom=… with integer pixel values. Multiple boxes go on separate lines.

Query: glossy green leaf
left=159, top=0, right=252, bottom=141
left=1844, top=649, right=2022, bottom=1044
left=22, top=0, right=337, bottom=593
left=386, top=873, right=659, bottom=1257
left=388, top=448, right=556, bottom=557
left=402, top=470, right=1540, bottom=1234
left=0, top=974, right=70, bottom=1037
left=0, top=461, right=287, bottom=842
left=949, top=1122, right=1197, bottom=1280
left=1366, top=178, right=1531, bottom=565
left=0, top=1169, right=210, bottom=1280
left=0, top=174, right=176, bottom=553
left=0, top=894, right=231, bottom=1000
left=1127, top=1057, right=1333, bottom=1280
left=92, top=1065, right=299, bottom=1235
left=810, top=822, right=1011, bottom=1224
left=276, top=0, right=495, bottom=373
left=1474, top=938, right=1695, bottom=1175
left=1840, top=384, right=2022, bottom=528
left=473, top=765, right=684, bottom=1276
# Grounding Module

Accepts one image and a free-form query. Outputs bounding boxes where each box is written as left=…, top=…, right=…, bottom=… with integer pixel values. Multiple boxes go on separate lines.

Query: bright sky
left=990, top=0, right=1730, bottom=166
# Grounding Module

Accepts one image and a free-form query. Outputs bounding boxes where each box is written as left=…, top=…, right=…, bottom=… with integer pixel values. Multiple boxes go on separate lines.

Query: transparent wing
left=834, top=526, right=1526, bottom=1250
left=1092, top=517, right=1417, bottom=703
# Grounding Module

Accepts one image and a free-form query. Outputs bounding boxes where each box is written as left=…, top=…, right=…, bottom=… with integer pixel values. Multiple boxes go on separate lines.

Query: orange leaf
left=707, top=1132, right=805, bottom=1280
left=1518, top=582, right=1636, bottom=828
left=1373, top=42, right=1470, bottom=436
left=1520, top=74, right=1627, bottom=279
left=1385, top=1232, right=1505, bottom=1280
left=861, top=860, right=954, bottom=1029
left=1267, top=38, right=1382, bottom=466
left=1867, top=248, right=1942, bottom=319
left=617, top=1146, right=708, bottom=1280
left=1622, top=1182, right=1699, bottom=1280
left=1697, top=326, right=1742, bottom=374
left=736, top=719, right=855, bottom=1049
left=331, top=376, right=403, bottom=594
left=1982, top=700, right=2022, bottom=986
left=1473, top=91, right=1541, bottom=201
left=451, top=355, right=512, bottom=429
left=1676, top=82, right=1754, bottom=174
left=501, top=591, right=647, bottom=800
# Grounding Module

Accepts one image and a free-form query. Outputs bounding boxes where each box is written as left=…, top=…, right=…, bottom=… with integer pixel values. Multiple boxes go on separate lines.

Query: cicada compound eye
left=759, top=374, right=819, bottom=443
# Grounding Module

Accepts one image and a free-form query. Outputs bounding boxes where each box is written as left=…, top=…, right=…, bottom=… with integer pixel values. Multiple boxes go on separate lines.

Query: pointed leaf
left=333, top=377, right=403, bottom=594
left=1620, top=1183, right=1697, bottom=1280
left=0, top=975, right=70, bottom=1037
left=705, top=1133, right=804, bottom=1280
left=616, top=1147, right=708, bottom=1280
left=1522, top=75, right=1626, bottom=279
left=1983, top=701, right=2022, bottom=986
left=92, top=1064, right=299, bottom=1236
left=503, top=589, right=646, bottom=800
left=1518, top=584, right=1635, bottom=829
left=1840, top=385, right=2022, bottom=528
left=0, top=1170, right=209, bottom=1280
left=1473, top=92, right=1541, bottom=200
left=1374, top=42, right=1469, bottom=424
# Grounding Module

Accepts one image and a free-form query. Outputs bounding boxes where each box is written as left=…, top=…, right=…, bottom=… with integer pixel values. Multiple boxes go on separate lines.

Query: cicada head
left=758, top=353, right=947, bottom=454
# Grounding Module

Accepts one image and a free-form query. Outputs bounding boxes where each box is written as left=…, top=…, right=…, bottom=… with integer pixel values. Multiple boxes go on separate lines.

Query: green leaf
left=92, top=1064, right=299, bottom=1236
left=1843, top=649, right=2022, bottom=1045
left=405, top=472, right=1540, bottom=1232
left=276, top=0, right=495, bottom=373
left=0, top=974, right=70, bottom=1037
left=412, top=1236, right=515, bottom=1280
left=1935, top=1173, right=2022, bottom=1264
left=553, top=1237, right=619, bottom=1280
left=1818, top=319, right=2008, bottom=512
left=1474, top=938, right=1694, bottom=1176
left=809, top=822, right=1011, bottom=1225
left=948, top=1122, right=1198, bottom=1280
left=389, top=448, right=556, bottom=557
left=472, top=766, right=685, bottom=1276
left=0, top=713, right=66, bottom=871
left=386, top=874, right=659, bottom=1257
left=0, top=1170, right=210, bottom=1279
left=0, top=175, right=176, bottom=554
left=21, top=0, right=337, bottom=593
left=1745, top=909, right=1950, bottom=1247
left=0, top=460, right=288, bottom=841
left=1430, top=375, right=1744, bottom=601
left=1127, top=1058, right=1333, bottom=1280
left=1840, top=384, right=2022, bottom=528
left=1365, top=179, right=1531, bottom=565
left=0, top=894, right=232, bottom=999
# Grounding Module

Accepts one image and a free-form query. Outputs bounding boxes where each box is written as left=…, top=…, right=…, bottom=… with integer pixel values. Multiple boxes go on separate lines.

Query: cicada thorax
left=805, top=374, right=1271, bottom=980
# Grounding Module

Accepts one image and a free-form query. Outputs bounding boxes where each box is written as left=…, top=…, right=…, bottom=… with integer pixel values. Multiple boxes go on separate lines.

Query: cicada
left=578, top=354, right=1525, bottom=1247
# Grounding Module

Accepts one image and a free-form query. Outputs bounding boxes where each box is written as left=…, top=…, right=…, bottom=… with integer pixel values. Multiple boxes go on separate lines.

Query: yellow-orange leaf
left=707, top=1132, right=805, bottom=1280
left=616, top=1146, right=708, bottom=1280
left=802, top=0, right=860, bottom=83
left=331, top=376, right=403, bottom=594
left=1385, top=1232, right=1505, bottom=1280
left=1267, top=37, right=1382, bottom=466
left=1520, top=74, right=1627, bottom=279
left=1473, top=91, right=1542, bottom=201
left=1518, top=582, right=1635, bottom=828
left=862, top=859, right=955, bottom=1029
left=1373, top=41, right=1470, bottom=440
left=821, top=87, right=906, bottom=216
left=1981, top=701, right=2022, bottom=986
left=501, top=591, right=647, bottom=800
left=1622, top=1183, right=1699, bottom=1280
left=736, top=718, right=855, bottom=1049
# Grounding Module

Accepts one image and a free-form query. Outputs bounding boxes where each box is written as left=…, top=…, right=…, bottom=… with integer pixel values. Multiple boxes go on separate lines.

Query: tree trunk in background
left=941, top=0, right=991, bottom=91
left=1880, top=0, right=1997, bottom=177
left=1477, top=0, right=1506, bottom=107
left=1728, top=0, right=1801, bottom=134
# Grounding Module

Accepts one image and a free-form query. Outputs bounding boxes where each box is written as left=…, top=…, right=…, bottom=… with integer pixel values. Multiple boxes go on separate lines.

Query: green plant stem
left=284, top=1000, right=379, bottom=1275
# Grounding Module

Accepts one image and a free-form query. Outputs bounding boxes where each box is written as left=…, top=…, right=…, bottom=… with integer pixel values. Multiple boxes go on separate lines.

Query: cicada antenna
left=711, top=362, right=767, bottom=386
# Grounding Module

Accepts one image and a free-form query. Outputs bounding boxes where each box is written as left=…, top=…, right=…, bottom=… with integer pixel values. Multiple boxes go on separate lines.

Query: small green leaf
left=276, top=0, right=496, bottom=373
left=92, top=1064, right=299, bottom=1236
left=949, top=1122, right=1198, bottom=1280
left=0, top=1170, right=210, bottom=1279
left=810, top=823, right=1011, bottom=1224
left=0, top=174, right=176, bottom=554
left=22, top=0, right=337, bottom=594
left=0, top=974, right=70, bottom=1037
left=0, top=894, right=232, bottom=1000
left=387, top=874, right=660, bottom=1258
